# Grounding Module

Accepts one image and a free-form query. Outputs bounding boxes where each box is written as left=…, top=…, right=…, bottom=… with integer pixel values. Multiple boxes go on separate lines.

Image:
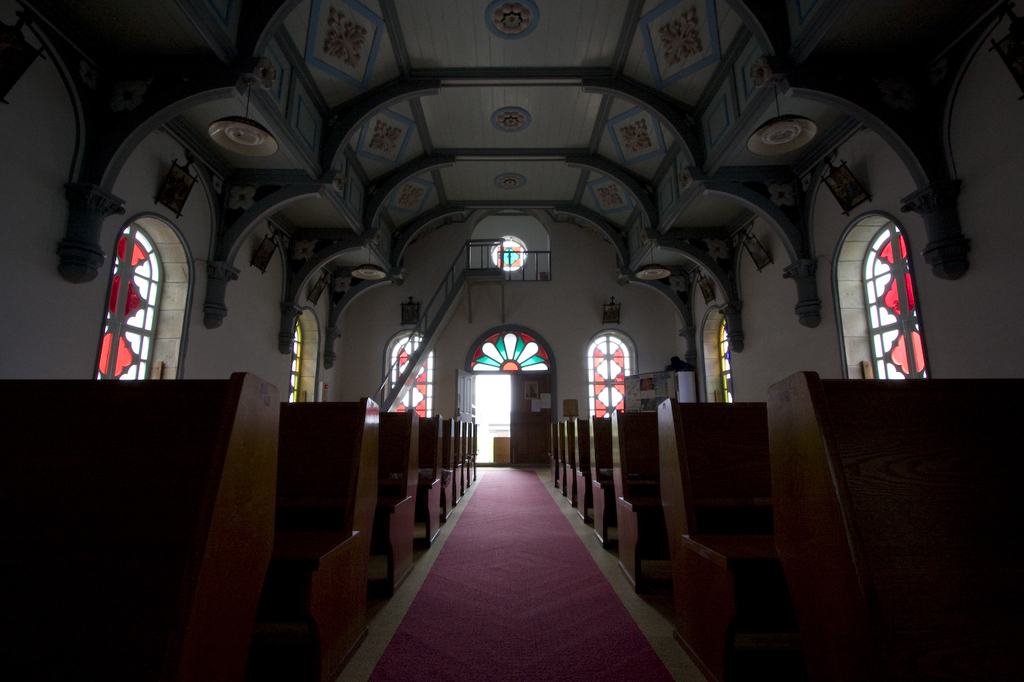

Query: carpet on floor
left=367, top=469, right=674, bottom=682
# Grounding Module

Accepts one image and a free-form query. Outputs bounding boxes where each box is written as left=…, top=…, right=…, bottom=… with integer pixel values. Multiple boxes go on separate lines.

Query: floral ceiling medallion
left=588, top=177, right=633, bottom=215
left=389, top=177, right=434, bottom=214
left=492, top=107, right=531, bottom=132
left=640, top=0, right=721, bottom=89
left=357, top=109, right=416, bottom=167
left=494, top=173, right=527, bottom=189
left=607, top=107, right=665, bottom=166
left=486, top=1, right=539, bottom=39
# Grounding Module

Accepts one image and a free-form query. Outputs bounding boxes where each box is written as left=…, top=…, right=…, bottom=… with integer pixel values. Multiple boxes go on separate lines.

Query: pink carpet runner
left=368, top=469, right=674, bottom=682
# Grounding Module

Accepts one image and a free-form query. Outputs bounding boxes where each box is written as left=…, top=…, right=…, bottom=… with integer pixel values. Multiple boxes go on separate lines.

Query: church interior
left=2, top=0, right=1023, bottom=679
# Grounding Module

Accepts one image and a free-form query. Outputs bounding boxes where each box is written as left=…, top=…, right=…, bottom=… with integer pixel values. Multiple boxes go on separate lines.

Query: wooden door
left=456, top=369, right=474, bottom=422
left=510, top=372, right=551, bottom=464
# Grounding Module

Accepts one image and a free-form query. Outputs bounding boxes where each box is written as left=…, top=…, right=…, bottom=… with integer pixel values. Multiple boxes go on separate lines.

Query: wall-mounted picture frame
left=0, top=16, right=44, bottom=104
left=155, top=157, right=197, bottom=218
left=251, top=234, right=277, bottom=273
left=697, top=272, right=715, bottom=304
left=400, top=296, right=419, bottom=325
left=822, top=160, right=870, bottom=215
left=524, top=381, right=539, bottom=401
left=306, top=273, right=328, bottom=304
left=602, top=297, right=620, bottom=324
left=743, top=232, right=773, bottom=271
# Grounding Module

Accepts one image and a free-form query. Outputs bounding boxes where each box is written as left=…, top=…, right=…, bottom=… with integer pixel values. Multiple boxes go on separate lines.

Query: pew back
left=589, top=417, right=613, bottom=483
left=611, top=412, right=660, bottom=502
left=379, top=412, right=420, bottom=505
left=0, top=373, right=279, bottom=682
left=419, top=415, right=443, bottom=479
left=768, top=372, right=1024, bottom=681
left=575, top=417, right=591, bottom=474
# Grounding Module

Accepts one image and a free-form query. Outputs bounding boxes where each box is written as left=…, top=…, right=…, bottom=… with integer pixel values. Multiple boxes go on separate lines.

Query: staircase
left=375, top=239, right=551, bottom=411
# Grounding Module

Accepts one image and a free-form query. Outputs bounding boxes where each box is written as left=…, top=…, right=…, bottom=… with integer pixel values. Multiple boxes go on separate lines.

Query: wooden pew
left=612, top=411, right=668, bottom=592
left=658, top=400, right=798, bottom=682
left=558, top=421, right=569, bottom=497
left=574, top=418, right=593, bottom=522
left=566, top=419, right=581, bottom=508
left=0, top=373, right=278, bottom=682
left=454, top=418, right=466, bottom=496
left=471, top=423, right=479, bottom=482
left=439, top=417, right=456, bottom=520
left=446, top=417, right=461, bottom=509
left=768, top=372, right=1024, bottom=681
left=371, top=412, right=419, bottom=596
left=551, top=421, right=561, bottom=488
left=249, top=399, right=378, bottom=682
left=416, top=415, right=443, bottom=547
left=589, top=417, right=616, bottom=548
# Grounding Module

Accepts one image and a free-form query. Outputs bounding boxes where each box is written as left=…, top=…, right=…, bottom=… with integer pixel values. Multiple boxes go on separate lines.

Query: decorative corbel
left=202, top=261, right=240, bottom=328
left=57, top=183, right=126, bottom=282
left=322, top=327, right=341, bottom=369
left=278, top=302, right=302, bottom=354
left=783, top=258, right=822, bottom=328
left=900, top=180, right=970, bottom=280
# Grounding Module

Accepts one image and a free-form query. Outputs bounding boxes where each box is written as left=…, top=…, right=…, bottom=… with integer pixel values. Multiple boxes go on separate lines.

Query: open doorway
left=474, top=374, right=511, bottom=464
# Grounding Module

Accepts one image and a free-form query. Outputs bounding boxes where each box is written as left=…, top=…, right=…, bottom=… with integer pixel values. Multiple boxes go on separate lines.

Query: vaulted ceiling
left=31, top=0, right=985, bottom=304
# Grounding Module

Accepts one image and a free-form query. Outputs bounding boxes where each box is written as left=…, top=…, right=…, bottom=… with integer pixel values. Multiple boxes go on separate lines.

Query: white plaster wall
left=334, top=215, right=683, bottom=419
left=0, top=2, right=94, bottom=378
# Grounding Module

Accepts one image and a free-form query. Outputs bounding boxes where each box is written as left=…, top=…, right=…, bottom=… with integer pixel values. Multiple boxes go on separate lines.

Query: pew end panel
left=372, top=412, right=420, bottom=596
left=768, top=372, right=1024, bottom=681
left=589, top=417, right=616, bottom=547
left=575, top=418, right=593, bottom=522
left=416, top=415, right=443, bottom=547
left=0, top=373, right=279, bottom=682
left=440, top=418, right=456, bottom=519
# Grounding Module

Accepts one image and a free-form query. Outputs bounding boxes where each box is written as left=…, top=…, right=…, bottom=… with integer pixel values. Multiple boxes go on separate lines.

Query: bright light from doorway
left=475, top=374, right=511, bottom=463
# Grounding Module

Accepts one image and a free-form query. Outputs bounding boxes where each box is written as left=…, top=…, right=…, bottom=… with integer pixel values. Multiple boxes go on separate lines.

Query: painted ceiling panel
left=278, top=196, right=348, bottom=228
left=439, top=160, right=579, bottom=202
left=50, top=0, right=210, bottom=55
left=393, top=0, right=627, bottom=68
left=672, top=192, right=748, bottom=228
left=387, top=173, right=440, bottom=226
left=421, top=86, right=602, bottom=149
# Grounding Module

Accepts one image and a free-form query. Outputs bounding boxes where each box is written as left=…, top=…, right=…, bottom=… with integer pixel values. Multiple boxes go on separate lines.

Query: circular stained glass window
left=490, top=235, right=528, bottom=272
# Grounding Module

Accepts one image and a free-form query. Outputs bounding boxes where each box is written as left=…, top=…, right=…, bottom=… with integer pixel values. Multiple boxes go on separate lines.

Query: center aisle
left=366, top=469, right=676, bottom=682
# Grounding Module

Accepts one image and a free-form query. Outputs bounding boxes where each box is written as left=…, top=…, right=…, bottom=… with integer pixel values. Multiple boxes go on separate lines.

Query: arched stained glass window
left=865, top=224, right=927, bottom=379
left=720, top=320, right=733, bottom=403
left=97, top=225, right=160, bottom=380
left=490, top=235, right=527, bottom=271
left=289, top=323, right=301, bottom=403
left=388, top=333, right=433, bottom=417
left=471, top=331, right=549, bottom=371
left=587, top=332, right=634, bottom=418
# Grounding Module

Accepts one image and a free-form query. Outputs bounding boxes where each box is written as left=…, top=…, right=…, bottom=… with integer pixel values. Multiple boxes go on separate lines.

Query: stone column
left=901, top=180, right=970, bottom=280
left=783, top=258, right=822, bottom=328
left=202, top=261, right=240, bottom=329
left=57, top=183, right=126, bottom=283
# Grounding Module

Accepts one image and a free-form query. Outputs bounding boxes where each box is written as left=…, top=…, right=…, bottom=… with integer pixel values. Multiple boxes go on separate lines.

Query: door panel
left=510, top=372, right=551, bottom=464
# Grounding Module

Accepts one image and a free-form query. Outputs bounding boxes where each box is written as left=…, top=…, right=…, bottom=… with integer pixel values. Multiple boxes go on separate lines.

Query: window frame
left=385, top=331, right=434, bottom=418
left=586, top=331, right=636, bottom=418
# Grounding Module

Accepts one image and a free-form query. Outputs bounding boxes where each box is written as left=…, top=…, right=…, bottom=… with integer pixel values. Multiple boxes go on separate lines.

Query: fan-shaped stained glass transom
left=864, top=225, right=927, bottom=379
left=588, top=333, right=633, bottom=418
left=390, top=333, right=433, bottom=417
left=471, top=331, right=549, bottom=371
left=97, top=225, right=160, bottom=380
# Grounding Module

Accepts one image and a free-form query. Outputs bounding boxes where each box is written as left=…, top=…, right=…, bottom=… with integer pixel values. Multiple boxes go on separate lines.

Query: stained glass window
left=587, top=332, right=633, bottom=417
left=490, top=236, right=527, bottom=272
left=289, top=323, right=301, bottom=403
left=720, top=320, right=733, bottom=403
left=389, top=333, right=433, bottom=417
left=864, top=224, right=927, bottom=379
left=97, top=225, right=160, bottom=380
left=471, top=331, right=549, bottom=371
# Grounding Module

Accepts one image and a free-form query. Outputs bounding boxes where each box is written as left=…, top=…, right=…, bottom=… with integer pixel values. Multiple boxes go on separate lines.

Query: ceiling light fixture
left=353, top=263, right=387, bottom=280
left=208, top=79, right=279, bottom=157
left=747, top=81, right=817, bottom=156
left=635, top=247, right=670, bottom=280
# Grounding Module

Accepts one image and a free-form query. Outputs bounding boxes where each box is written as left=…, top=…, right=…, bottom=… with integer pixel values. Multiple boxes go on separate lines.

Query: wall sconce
left=991, top=4, right=1024, bottom=99
left=821, top=157, right=870, bottom=215
left=602, top=297, right=621, bottom=324
left=307, top=272, right=328, bottom=304
left=400, top=296, right=420, bottom=325
left=250, top=233, right=277, bottom=273
left=0, top=14, right=45, bottom=104
left=697, top=272, right=716, bottom=304
left=155, top=155, right=197, bottom=218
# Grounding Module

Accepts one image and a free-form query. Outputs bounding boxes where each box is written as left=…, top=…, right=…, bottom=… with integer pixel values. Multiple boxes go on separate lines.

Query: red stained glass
left=131, top=243, right=146, bottom=266
left=98, top=332, right=112, bottom=373
left=883, top=274, right=915, bottom=315
left=113, top=335, right=134, bottom=377
left=109, top=275, right=120, bottom=314
left=117, top=236, right=127, bottom=260
left=501, top=360, right=520, bottom=371
left=124, top=281, right=140, bottom=316
left=879, top=236, right=907, bottom=264
left=890, top=331, right=925, bottom=374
